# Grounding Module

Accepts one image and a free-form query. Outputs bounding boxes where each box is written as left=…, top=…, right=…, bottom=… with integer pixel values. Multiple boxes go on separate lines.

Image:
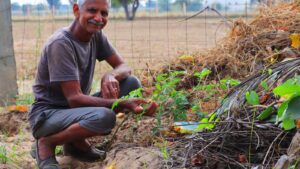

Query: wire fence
left=8, top=0, right=293, bottom=94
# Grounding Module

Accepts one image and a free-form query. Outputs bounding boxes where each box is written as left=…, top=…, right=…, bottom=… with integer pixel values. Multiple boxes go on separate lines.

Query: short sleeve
left=96, top=31, right=116, bottom=61
left=47, top=40, right=79, bottom=82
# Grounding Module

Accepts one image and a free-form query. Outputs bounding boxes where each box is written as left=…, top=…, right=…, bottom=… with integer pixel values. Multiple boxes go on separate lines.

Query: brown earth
left=0, top=110, right=164, bottom=169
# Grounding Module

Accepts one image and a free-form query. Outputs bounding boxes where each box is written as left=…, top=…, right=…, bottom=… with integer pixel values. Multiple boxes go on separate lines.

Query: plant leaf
left=273, top=79, right=300, bottom=99
left=276, top=101, right=288, bottom=123
left=245, top=91, right=259, bottom=106
left=282, top=96, right=300, bottom=120
left=257, top=106, right=274, bottom=121
left=260, top=80, right=269, bottom=91
left=282, top=119, right=295, bottom=130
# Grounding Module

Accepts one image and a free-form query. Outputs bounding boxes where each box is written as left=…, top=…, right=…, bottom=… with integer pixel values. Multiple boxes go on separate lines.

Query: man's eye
left=101, top=11, right=108, bottom=17
left=88, top=9, right=97, bottom=13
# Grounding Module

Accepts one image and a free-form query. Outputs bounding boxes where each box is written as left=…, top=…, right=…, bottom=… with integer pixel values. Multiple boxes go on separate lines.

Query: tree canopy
left=47, top=0, right=61, bottom=10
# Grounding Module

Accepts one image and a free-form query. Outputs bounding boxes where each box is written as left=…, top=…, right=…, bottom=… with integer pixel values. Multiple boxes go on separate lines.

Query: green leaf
left=281, top=96, right=300, bottom=120
left=260, top=80, right=269, bottom=91
left=268, top=69, right=273, bottom=75
left=276, top=101, right=288, bottom=123
left=194, top=68, right=212, bottom=80
left=273, top=79, right=300, bottom=99
left=197, top=118, right=209, bottom=130
left=156, top=73, right=167, bottom=82
left=282, top=119, right=295, bottom=130
left=245, top=91, right=259, bottom=106
left=155, top=84, right=162, bottom=91
left=257, top=106, right=274, bottom=121
left=128, top=88, right=142, bottom=98
left=111, top=99, right=120, bottom=110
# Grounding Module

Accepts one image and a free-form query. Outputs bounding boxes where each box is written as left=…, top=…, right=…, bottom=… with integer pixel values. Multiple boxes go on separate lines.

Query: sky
left=11, top=0, right=70, bottom=5
left=10, top=0, right=150, bottom=6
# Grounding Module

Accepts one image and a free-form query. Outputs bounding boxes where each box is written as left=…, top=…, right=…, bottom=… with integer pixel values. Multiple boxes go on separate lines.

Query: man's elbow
left=67, top=95, right=83, bottom=108
left=127, top=68, right=132, bottom=76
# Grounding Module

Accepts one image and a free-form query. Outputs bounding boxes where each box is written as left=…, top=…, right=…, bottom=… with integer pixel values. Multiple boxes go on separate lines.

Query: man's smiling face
left=74, top=0, right=109, bottom=34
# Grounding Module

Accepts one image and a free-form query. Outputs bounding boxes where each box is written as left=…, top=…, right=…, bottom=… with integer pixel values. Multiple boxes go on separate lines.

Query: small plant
left=152, top=71, right=190, bottom=133
left=272, top=76, right=300, bottom=130
left=0, top=145, right=8, bottom=164
left=155, top=139, right=169, bottom=160
left=15, top=93, right=34, bottom=105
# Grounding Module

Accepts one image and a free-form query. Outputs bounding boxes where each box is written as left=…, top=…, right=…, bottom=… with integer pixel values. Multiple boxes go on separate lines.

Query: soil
left=0, top=110, right=164, bottom=169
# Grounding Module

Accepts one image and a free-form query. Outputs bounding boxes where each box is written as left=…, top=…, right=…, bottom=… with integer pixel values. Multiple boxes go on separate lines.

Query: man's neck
left=69, top=21, right=93, bottom=42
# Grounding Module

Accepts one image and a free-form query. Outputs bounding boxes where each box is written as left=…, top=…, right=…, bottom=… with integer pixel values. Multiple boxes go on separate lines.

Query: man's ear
left=73, top=4, right=80, bottom=18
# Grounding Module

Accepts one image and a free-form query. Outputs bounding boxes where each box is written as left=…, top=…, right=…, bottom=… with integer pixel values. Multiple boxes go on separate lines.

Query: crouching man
left=29, top=0, right=146, bottom=168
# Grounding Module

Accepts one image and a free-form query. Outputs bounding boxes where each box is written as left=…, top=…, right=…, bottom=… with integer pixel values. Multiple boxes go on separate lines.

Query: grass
left=15, top=93, right=35, bottom=105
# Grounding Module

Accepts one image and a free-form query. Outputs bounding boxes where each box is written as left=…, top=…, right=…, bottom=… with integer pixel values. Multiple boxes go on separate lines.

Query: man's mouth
left=88, top=20, right=104, bottom=27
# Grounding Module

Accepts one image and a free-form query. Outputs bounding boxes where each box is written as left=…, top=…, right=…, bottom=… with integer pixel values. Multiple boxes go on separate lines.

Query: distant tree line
left=11, top=0, right=264, bottom=19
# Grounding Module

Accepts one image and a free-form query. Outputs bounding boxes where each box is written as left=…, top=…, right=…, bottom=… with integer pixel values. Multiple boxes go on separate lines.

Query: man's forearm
left=67, top=93, right=116, bottom=108
left=109, top=63, right=131, bottom=82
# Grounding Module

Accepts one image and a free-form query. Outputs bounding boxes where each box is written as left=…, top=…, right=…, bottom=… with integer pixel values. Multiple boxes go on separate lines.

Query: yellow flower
left=290, top=33, right=300, bottom=48
left=178, top=55, right=194, bottom=62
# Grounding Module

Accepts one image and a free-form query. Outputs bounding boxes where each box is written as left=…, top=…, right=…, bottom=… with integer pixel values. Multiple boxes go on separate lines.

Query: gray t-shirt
left=29, top=28, right=116, bottom=127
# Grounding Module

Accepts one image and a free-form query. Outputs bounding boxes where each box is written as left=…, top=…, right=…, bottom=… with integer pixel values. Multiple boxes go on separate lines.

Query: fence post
left=0, top=0, right=18, bottom=105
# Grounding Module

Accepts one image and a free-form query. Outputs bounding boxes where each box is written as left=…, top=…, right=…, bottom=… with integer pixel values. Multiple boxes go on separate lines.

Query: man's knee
left=119, top=75, right=142, bottom=97
left=80, top=108, right=116, bottom=135
left=123, top=75, right=142, bottom=89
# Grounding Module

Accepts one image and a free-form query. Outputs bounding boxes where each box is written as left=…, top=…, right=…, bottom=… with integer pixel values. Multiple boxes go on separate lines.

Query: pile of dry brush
left=147, top=2, right=300, bottom=169
left=142, top=2, right=300, bottom=90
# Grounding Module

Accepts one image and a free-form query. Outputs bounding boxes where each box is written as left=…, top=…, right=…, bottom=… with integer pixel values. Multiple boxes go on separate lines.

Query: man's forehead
left=78, top=0, right=108, bottom=7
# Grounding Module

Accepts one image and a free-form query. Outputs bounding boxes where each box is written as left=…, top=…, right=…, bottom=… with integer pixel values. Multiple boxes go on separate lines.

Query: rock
left=104, top=144, right=163, bottom=169
left=274, top=155, right=290, bottom=169
left=287, top=131, right=300, bottom=159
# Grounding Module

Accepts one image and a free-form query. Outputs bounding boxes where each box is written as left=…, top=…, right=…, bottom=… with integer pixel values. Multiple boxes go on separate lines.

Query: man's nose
left=94, top=13, right=103, bottom=22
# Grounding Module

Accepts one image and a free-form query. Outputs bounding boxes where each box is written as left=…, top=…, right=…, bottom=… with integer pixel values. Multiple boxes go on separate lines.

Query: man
left=29, top=0, right=147, bottom=168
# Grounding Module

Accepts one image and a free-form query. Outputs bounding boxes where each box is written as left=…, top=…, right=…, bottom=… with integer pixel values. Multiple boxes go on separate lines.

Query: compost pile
left=142, top=2, right=300, bottom=90
left=153, top=2, right=300, bottom=169
left=165, top=58, right=300, bottom=168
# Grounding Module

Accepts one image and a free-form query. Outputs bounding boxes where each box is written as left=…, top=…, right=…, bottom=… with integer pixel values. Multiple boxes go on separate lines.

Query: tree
left=0, top=0, right=18, bottom=105
left=11, top=2, right=21, bottom=11
left=187, top=0, right=202, bottom=12
left=111, top=0, right=140, bottom=20
left=157, top=0, right=170, bottom=12
left=69, top=0, right=76, bottom=5
left=174, top=0, right=203, bottom=12
left=46, top=0, right=61, bottom=14
left=22, top=4, right=33, bottom=16
left=36, top=3, right=47, bottom=11
left=174, top=0, right=187, bottom=13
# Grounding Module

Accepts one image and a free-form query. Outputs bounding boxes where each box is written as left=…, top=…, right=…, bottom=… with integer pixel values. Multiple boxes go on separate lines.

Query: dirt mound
left=0, top=111, right=30, bottom=136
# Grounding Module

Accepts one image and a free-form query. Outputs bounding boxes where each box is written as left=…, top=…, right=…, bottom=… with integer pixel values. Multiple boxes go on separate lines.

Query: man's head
left=73, top=0, right=109, bottom=34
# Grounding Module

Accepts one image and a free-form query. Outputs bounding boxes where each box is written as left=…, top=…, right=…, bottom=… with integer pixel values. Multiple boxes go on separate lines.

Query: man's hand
left=118, top=98, right=147, bottom=114
left=101, top=73, right=120, bottom=99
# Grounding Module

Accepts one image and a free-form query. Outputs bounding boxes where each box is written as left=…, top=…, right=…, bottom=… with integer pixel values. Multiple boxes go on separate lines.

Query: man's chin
left=87, top=28, right=102, bottom=33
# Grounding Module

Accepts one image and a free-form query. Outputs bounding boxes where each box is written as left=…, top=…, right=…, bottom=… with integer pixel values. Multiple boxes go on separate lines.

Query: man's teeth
left=88, top=20, right=104, bottom=26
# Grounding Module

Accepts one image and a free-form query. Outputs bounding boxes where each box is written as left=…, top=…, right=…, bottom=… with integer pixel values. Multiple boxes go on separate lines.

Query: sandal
left=30, top=140, right=61, bottom=169
left=63, top=143, right=106, bottom=162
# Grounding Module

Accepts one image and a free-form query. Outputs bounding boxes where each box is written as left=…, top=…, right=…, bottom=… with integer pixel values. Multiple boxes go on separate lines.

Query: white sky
left=10, top=0, right=148, bottom=5
left=11, top=0, right=70, bottom=5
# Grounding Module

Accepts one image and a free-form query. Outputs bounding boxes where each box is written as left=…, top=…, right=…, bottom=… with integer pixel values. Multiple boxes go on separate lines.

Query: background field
left=12, top=16, right=236, bottom=94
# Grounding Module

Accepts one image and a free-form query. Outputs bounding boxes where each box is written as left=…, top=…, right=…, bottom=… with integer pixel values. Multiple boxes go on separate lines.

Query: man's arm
left=61, top=80, right=115, bottom=108
left=60, top=80, right=146, bottom=113
left=105, top=53, right=131, bottom=81
left=101, top=53, right=131, bottom=99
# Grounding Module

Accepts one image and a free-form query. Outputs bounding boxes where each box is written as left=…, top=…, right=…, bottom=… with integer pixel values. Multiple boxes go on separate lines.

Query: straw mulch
left=141, top=2, right=300, bottom=90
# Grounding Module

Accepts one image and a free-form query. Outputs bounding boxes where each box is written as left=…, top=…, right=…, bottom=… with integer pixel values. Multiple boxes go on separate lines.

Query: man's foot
left=31, top=139, right=60, bottom=169
left=63, top=140, right=106, bottom=162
